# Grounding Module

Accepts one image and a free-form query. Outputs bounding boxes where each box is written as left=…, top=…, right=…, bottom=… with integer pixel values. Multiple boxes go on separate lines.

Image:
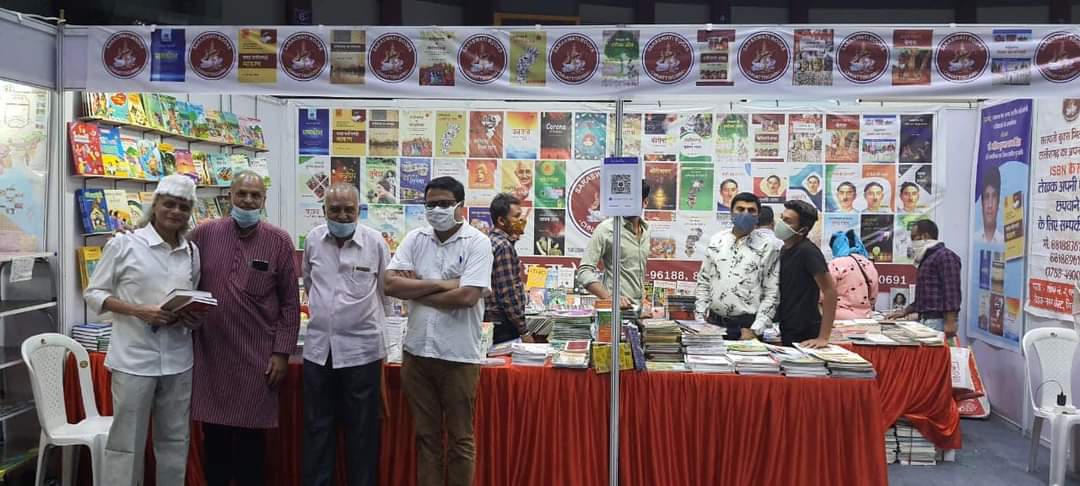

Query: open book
left=160, top=289, right=218, bottom=313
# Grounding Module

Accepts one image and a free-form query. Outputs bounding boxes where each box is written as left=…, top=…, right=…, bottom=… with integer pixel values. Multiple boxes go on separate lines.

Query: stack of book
left=796, top=344, right=876, bottom=379
left=551, top=340, right=591, bottom=369
left=725, top=339, right=770, bottom=356
left=893, top=420, right=940, bottom=465
left=678, top=320, right=727, bottom=356
left=548, top=309, right=595, bottom=341
left=684, top=354, right=735, bottom=373
left=72, top=323, right=111, bottom=352
left=730, top=354, right=781, bottom=375
left=511, top=342, right=550, bottom=366
left=894, top=321, right=946, bottom=346
left=524, top=314, right=556, bottom=337
left=160, top=289, right=217, bottom=313
left=665, top=295, right=697, bottom=320
left=641, top=319, right=684, bottom=365
left=767, top=345, right=829, bottom=377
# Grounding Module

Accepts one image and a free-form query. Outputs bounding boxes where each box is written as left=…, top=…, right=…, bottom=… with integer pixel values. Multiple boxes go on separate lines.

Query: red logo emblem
left=738, top=32, right=790, bottom=84
left=280, top=32, right=327, bottom=81
left=188, top=32, right=235, bottom=80
left=1063, top=99, right=1080, bottom=123
left=102, top=31, right=148, bottom=79
left=837, top=32, right=889, bottom=84
left=568, top=167, right=603, bottom=238
left=549, top=34, right=599, bottom=85
left=936, top=33, right=989, bottom=83
left=368, top=34, right=416, bottom=83
left=1036, top=32, right=1080, bottom=83
left=458, top=34, right=507, bottom=84
left=642, top=32, right=694, bottom=84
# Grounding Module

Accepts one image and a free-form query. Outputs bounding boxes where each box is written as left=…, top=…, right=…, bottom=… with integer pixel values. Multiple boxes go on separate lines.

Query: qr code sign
left=610, top=174, right=632, bottom=194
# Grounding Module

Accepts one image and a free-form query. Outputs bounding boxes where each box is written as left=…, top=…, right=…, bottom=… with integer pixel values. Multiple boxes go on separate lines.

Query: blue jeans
left=921, top=318, right=945, bottom=331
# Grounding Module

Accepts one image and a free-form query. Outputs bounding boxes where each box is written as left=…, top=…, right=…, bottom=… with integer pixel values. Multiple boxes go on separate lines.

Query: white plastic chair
left=1023, top=327, right=1080, bottom=486
left=21, top=333, right=112, bottom=486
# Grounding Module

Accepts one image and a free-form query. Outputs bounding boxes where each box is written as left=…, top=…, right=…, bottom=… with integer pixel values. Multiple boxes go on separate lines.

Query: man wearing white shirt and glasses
left=84, top=174, right=202, bottom=486
left=384, top=176, right=494, bottom=486
left=301, top=183, right=392, bottom=486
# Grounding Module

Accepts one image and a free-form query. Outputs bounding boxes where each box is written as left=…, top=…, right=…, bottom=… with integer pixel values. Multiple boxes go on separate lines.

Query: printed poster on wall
left=1028, top=98, right=1080, bottom=321
left=968, top=99, right=1032, bottom=351
left=298, top=108, right=329, bottom=155
left=331, top=108, right=365, bottom=156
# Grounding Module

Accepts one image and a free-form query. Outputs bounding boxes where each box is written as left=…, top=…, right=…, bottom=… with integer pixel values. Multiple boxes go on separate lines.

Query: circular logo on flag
left=738, top=32, right=790, bottom=84
left=642, top=32, right=694, bottom=84
left=280, top=32, right=327, bottom=81
left=102, top=31, right=149, bottom=79
left=935, top=33, right=989, bottom=83
left=568, top=167, right=603, bottom=238
left=369, top=34, right=416, bottom=83
left=549, top=34, right=599, bottom=85
left=1036, top=32, right=1080, bottom=83
left=188, top=31, right=235, bottom=80
left=458, top=34, right=507, bottom=84
left=837, top=31, right=889, bottom=84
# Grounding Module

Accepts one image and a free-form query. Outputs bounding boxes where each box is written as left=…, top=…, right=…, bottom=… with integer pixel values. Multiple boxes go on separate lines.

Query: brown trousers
left=401, top=352, right=481, bottom=486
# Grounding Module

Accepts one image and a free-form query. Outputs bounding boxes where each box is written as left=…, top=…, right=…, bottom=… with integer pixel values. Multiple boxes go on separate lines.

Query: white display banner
left=80, top=25, right=1080, bottom=99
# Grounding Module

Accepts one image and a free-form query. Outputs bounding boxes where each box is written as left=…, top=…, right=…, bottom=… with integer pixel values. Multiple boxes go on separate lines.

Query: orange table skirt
left=65, top=352, right=887, bottom=486
left=844, top=344, right=961, bottom=450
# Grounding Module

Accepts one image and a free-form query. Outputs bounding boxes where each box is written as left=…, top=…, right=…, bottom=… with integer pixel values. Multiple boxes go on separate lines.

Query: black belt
left=706, top=312, right=755, bottom=328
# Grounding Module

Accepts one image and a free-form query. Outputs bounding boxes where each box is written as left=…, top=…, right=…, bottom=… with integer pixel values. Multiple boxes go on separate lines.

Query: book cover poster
left=860, top=214, right=895, bottom=262
left=419, top=29, right=455, bottom=87
left=505, top=111, right=540, bottom=159
left=825, top=115, right=860, bottom=163
left=298, top=108, right=330, bottom=155
left=715, top=163, right=752, bottom=211
left=892, top=30, right=932, bottom=86
left=897, top=164, right=933, bottom=213
left=715, top=113, right=750, bottom=162
left=1003, top=190, right=1025, bottom=261
left=900, top=114, right=933, bottom=164
left=330, top=157, right=361, bottom=190
left=399, top=158, right=431, bottom=205
left=515, top=207, right=535, bottom=256
left=404, top=204, right=430, bottom=233
left=678, top=163, right=714, bottom=211
left=298, top=155, right=330, bottom=204
left=822, top=214, right=860, bottom=259
left=573, top=112, right=607, bottom=161
left=677, top=211, right=724, bottom=259
left=432, top=158, right=467, bottom=182
left=752, top=163, right=788, bottom=204
left=647, top=219, right=676, bottom=259
left=361, top=204, right=404, bottom=252
left=860, top=114, right=898, bottom=163
left=990, top=29, right=1032, bottom=86
left=468, top=207, right=493, bottom=235
left=540, top=112, right=572, bottom=159
left=644, top=162, right=677, bottom=210
left=825, top=164, right=860, bottom=213
left=751, top=114, right=786, bottom=163
left=602, top=30, right=640, bottom=88
left=469, top=111, right=504, bottom=158
left=679, top=113, right=713, bottom=162
left=150, top=28, right=185, bottom=82
left=364, top=157, right=399, bottom=204
left=793, top=29, right=834, bottom=86
left=330, top=30, right=365, bottom=84
left=893, top=213, right=924, bottom=263
left=534, top=160, right=566, bottom=208
left=401, top=110, right=434, bottom=157
left=500, top=159, right=535, bottom=207
left=466, top=159, right=498, bottom=206
left=534, top=208, right=566, bottom=256
left=787, top=113, right=823, bottom=163
left=435, top=111, right=467, bottom=157
left=368, top=110, right=400, bottom=157
left=510, top=32, right=546, bottom=86
left=859, top=164, right=896, bottom=213
left=988, top=293, right=1005, bottom=336
left=332, top=108, right=366, bottom=156
left=239, top=29, right=277, bottom=83
left=787, top=164, right=824, bottom=210
left=607, top=113, right=643, bottom=157
left=696, top=29, right=735, bottom=86
left=643, top=113, right=678, bottom=161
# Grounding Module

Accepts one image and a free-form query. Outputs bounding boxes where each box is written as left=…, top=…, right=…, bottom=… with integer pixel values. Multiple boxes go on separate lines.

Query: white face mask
left=425, top=203, right=461, bottom=231
left=775, top=220, right=799, bottom=241
left=912, top=239, right=939, bottom=264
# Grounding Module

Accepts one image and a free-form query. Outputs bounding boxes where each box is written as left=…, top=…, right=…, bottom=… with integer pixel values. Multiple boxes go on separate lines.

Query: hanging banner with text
left=77, top=25, right=1080, bottom=99
left=1028, top=98, right=1080, bottom=321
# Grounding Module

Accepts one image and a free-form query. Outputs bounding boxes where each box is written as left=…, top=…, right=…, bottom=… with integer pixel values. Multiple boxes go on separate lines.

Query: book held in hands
left=160, top=289, right=218, bottom=313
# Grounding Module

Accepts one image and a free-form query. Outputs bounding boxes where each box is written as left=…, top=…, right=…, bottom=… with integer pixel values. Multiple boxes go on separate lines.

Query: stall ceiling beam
left=634, top=0, right=655, bottom=24
left=953, top=0, right=977, bottom=22
left=464, top=0, right=494, bottom=25
left=788, top=0, right=809, bottom=23
left=1049, top=0, right=1071, bottom=23
left=710, top=0, right=732, bottom=23
left=379, top=0, right=403, bottom=25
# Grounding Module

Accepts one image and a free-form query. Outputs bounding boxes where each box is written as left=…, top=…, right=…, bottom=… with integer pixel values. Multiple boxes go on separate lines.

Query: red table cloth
left=843, top=343, right=961, bottom=450
left=65, top=352, right=886, bottom=486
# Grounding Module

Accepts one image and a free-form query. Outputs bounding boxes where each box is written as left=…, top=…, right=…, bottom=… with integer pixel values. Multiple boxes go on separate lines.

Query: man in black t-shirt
left=774, top=200, right=838, bottom=348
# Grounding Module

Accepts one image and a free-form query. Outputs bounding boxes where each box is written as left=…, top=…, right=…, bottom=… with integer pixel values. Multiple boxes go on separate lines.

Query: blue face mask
left=326, top=219, right=357, bottom=238
left=231, top=206, right=262, bottom=228
left=732, top=212, right=757, bottom=235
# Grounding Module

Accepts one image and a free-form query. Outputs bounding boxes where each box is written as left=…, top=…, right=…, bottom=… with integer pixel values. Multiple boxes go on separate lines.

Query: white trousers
left=104, top=369, right=192, bottom=486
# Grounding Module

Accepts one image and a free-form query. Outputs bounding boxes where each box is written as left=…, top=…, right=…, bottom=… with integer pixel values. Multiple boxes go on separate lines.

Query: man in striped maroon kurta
left=188, top=172, right=300, bottom=486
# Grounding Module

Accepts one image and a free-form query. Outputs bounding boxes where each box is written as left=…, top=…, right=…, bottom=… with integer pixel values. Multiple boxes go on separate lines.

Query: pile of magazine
left=551, top=340, right=591, bottom=369
left=890, top=420, right=941, bottom=465
left=511, top=342, right=550, bottom=367
left=767, top=345, right=829, bottom=377
left=548, top=309, right=596, bottom=341
left=641, top=319, right=684, bottom=366
left=684, top=354, right=734, bottom=373
left=796, top=344, right=876, bottom=379
left=678, top=320, right=727, bottom=356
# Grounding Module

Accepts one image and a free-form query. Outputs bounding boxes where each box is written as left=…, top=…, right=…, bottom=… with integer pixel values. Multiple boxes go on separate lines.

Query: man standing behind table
left=384, top=176, right=494, bottom=486
left=775, top=200, right=838, bottom=348
left=485, top=192, right=530, bottom=344
left=576, top=180, right=651, bottom=310
left=887, top=219, right=962, bottom=337
left=694, top=192, right=780, bottom=340
left=302, top=183, right=391, bottom=486
left=188, top=171, right=300, bottom=486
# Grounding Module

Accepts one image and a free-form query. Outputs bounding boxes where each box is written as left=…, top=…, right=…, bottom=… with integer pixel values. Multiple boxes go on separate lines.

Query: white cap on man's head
left=154, top=174, right=197, bottom=203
